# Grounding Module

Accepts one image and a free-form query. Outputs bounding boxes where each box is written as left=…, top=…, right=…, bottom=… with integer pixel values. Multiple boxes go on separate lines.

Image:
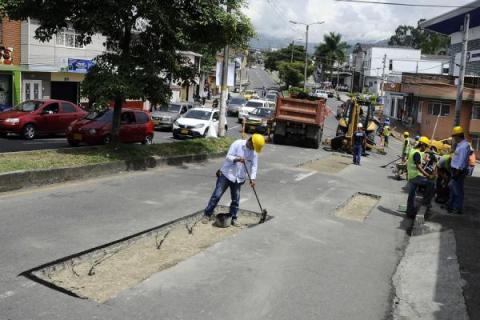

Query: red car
left=0, top=99, right=87, bottom=139
left=67, top=109, right=154, bottom=146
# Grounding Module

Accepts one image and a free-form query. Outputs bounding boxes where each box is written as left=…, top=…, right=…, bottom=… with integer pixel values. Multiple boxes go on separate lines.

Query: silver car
left=227, top=97, right=247, bottom=116
left=151, top=103, right=190, bottom=130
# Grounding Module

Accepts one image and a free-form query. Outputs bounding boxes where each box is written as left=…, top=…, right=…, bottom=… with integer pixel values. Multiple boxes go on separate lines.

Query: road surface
left=246, top=66, right=278, bottom=91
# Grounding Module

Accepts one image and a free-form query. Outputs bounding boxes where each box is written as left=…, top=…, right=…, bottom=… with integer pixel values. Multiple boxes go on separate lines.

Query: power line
left=335, top=0, right=479, bottom=8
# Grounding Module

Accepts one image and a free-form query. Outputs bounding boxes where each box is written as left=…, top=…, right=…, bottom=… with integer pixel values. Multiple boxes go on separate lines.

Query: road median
left=0, top=137, right=233, bottom=192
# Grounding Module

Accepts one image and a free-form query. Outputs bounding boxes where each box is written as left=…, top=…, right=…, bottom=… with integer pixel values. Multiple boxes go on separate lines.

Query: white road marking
left=143, top=200, right=161, bottom=205
left=294, top=171, right=317, bottom=182
left=0, top=291, right=15, bottom=299
left=230, top=125, right=241, bottom=130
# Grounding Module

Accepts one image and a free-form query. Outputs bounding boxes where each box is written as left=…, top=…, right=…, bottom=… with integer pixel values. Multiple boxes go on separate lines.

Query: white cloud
left=245, top=0, right=473, bottom=43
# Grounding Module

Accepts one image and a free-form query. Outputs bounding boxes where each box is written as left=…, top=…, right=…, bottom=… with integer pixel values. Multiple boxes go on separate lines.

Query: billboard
left=68, top=58, right=94, bottom=73
left=215, top=61, right=235, bottom=87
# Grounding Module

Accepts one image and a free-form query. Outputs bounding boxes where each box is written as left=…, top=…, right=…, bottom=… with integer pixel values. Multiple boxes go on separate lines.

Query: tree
left=264, top=44, right=306, bottom=71
left=315, top=32, right=349, bottom=81
left=277, top=61, right=314, bottom=88
left=4, top=0, right=254, bottom=146
left=388, top=19, right=449, bottom=55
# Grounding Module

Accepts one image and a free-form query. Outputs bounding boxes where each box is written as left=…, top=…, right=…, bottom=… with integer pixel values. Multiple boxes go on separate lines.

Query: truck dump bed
left=275, top=97, right=327, bottom=126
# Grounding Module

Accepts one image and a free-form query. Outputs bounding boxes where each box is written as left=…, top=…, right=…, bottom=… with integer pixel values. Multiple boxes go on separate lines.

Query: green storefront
left=0, top=64, right=21, bottom=110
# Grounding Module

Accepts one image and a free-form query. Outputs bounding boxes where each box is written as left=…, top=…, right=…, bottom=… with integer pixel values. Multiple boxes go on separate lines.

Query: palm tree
left=315, top=32, right=349, bottom=82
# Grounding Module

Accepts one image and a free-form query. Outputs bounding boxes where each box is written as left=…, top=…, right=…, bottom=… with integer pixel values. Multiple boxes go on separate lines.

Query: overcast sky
left=244, top=0, right=474, bottom=43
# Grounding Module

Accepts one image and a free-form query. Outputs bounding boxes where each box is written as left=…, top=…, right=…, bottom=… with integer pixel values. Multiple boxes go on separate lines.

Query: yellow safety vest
left=407, top=149, right=423, bottom=181
left=403, top=138, right=412, bottom=156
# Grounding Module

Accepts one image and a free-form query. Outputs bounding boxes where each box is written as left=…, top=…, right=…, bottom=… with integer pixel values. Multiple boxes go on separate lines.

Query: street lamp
left=289, top=20, right=324, bottom=90
left=291, top=38, right=303, bottom=63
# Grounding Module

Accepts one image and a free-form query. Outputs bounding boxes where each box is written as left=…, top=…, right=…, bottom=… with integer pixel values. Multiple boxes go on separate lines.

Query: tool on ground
left=380, top=155, right=402, bottom=168
left=243, top=162, right=268, bottom=223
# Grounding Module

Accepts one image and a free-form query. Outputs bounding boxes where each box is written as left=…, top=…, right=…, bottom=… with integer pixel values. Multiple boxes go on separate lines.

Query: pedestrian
left=406, top=136, right=435, bottom=218
left=383, top=125, right=391, bottom=148
left=202, top=134, right=265, bottom=226
left=447, top=126, right=471, bottom=214
left=401, top=132, right=411, bottom=162
left=201, top=89, right=207, bottom=105
left=436, top=152, right=452, bottom=204
left=352, top=123, right=366, bottom=165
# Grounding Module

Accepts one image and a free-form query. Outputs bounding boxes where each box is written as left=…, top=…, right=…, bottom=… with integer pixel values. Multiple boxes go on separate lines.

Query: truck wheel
left=273, top=134, right=285, bottom=145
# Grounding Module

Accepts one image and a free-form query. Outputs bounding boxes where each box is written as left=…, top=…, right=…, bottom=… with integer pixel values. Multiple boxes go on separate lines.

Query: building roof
left=421, top=54, right=450, bottom=61
left=420, top=1, right=480, bottom=35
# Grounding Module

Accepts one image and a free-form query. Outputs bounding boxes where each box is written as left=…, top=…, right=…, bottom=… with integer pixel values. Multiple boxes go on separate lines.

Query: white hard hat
left=358, top=123, right=363, bottom=128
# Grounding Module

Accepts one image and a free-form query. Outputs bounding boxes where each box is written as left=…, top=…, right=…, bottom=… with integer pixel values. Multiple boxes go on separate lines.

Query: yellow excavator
left=331, top=97, right=380, bottom=152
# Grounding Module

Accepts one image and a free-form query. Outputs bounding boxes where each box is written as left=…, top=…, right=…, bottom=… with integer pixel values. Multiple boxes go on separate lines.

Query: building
left=0, top=17, right=22, bottom=110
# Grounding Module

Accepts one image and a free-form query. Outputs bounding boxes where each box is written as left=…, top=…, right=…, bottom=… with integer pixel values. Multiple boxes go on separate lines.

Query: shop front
left=0, top=65, right=21, bottom=111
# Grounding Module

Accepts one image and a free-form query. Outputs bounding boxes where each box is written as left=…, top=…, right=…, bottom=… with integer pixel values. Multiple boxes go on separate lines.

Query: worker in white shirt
left=202, top=134, right=265, bottom=226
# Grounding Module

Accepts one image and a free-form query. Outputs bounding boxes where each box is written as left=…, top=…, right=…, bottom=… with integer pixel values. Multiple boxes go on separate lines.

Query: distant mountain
left=250, top=33, right=389, bottom=54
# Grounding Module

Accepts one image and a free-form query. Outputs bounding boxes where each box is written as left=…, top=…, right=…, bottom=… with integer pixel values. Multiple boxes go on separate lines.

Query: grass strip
left=0, top=137, right=234, bottom=174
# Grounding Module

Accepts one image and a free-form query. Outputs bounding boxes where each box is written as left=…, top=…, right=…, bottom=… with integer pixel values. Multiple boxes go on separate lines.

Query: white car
left=312, top=89, right=328, bottom=100
left=173, top=107, right=227, bottom=138
left=238, top=99, right=269, bottom=123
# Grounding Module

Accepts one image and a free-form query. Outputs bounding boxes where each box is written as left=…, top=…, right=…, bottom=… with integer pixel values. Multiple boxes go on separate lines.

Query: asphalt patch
left=336, top=193, right=381, bottom=222
left=22, top=206, right=269, bottom=303
left=298, top=154, right=351, bottom=174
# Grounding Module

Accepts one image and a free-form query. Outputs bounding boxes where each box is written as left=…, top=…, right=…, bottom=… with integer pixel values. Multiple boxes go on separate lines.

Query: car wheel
left=68, top=139, right=80, bottom=147
left=22, top=124, right=36, bottom=140
left=103, top=135, right=112, bottom=145
left=142, top=135, right=153, bottom=145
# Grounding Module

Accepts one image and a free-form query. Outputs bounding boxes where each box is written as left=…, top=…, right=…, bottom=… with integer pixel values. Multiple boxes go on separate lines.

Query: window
left=389, top=60, right=393, bottom=71
left=43, top=103, right=60, bottom=114
left=427, top=102, right=450, bottom=117
left=135, top=112, right=148, bottom=124
left=472, top=135, right=480, bottom=151
left=56, top=29, right=84, bottom=48
left=472, top=104, right=480, bottom=120
left=121, top=112, right=135, bottom=124
left=212, top=112, right=219, bottom=121
left=62, top=103, right=76, bottom=113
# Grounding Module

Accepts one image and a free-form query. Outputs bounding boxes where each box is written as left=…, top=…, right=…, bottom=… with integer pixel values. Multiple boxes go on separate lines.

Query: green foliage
left=264, top=44, right=306, bottom=71
left=277, top=61, right=314, bottom=88
left=315, top=32, right=349, bottom=81
left=388, top=19, right=449, bottom=55
left=4, top=0, right=254, bottom=144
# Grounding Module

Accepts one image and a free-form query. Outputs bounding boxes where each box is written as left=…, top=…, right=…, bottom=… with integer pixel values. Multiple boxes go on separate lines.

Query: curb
left=0, top=151, right=227, bottom=193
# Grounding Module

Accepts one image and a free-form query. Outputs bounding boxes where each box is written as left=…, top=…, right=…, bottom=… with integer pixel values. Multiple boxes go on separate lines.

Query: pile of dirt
left=299, top=155, right=351, bottom=173
left=32, top=208, right=261, bottom=303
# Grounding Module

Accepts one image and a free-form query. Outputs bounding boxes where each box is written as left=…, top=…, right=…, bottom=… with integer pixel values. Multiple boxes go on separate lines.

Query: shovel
left=380, top=155, right=402, bottom=168
left=243, top=162, right=268, bottom=223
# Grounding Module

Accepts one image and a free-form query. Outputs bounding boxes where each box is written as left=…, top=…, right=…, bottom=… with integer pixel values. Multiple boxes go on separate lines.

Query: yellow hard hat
left=403, top=131, right=410, bottom=137
left=452, top=126, right=464, bottom=136
left=419, top=136, right=430, bottom=146
left=252, top=133, right=265, bottom=153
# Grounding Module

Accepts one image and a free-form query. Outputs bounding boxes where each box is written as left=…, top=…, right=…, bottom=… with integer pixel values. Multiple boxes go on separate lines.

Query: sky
left=244, top=0, right=474, bottom=43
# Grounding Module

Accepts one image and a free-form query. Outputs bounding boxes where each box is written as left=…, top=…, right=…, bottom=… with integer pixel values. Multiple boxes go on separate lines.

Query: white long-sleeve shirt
left=220, top=139, right=258, bottom=183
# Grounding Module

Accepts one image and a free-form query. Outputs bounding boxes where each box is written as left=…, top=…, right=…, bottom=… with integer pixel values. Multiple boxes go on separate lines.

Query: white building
left=363, top=47, right=449, bottom=96
left=20, top=19, right=106, bottom=103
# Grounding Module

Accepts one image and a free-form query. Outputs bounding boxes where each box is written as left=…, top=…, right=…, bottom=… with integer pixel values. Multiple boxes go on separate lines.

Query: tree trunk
left=111, top=96, right=123, bottom=147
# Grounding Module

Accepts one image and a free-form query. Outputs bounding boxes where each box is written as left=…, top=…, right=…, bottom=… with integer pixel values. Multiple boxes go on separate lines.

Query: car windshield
left=266, top=95, right=276, bottom=101
left=85, top=110, right=113, bottom=122
left=246, top=101, right=263, bottom=108
left=251, top=108, right=273, bottom=117
left=183, top=109, right=212, bottom=120
left=14, top=101, right=43, bottom=112
left=159, top=104, right=181, bottom=113
left=229, top=97, right=246, bottom=105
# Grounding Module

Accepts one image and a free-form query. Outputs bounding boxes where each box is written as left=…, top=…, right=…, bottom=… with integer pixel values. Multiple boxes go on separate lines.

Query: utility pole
left=218, top=3, right=230, bottom=137
left=455, top=13, right=470, bottom=126
left=289, top=20, right=324, bottom=91
left=291, top=40, right=295, bottom=63
left=380, top=54, right=387, bottom=97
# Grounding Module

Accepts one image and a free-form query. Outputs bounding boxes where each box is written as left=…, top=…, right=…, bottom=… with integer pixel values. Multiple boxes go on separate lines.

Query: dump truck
left=273, top=97, right=328, bottom=149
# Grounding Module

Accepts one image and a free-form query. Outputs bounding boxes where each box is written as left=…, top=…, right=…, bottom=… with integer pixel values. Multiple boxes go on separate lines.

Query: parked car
left=227, top=97, right=247, bottom=116
left=326, top=89, right=335, bottom=98
left=265, top=93, right=277, bottom=104
left=67, top=109, right=154, bottom=146
left=0, top=99, right=87, bottom=139
left=0, top=104, right=13, bottom=113
left=245, top=107, right=275, bottom=134
left=238, top=99, right=269, bottom=123
left=242, top=90, right=259, bottom=101
left=312, top=89, right=328, bottom=100
left=173, top=107, right=228, bottom=139
left=151, top=103, right=190, bottom=130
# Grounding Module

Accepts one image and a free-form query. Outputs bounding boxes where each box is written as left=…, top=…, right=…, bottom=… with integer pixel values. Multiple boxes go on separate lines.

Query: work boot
left=201, top=215, right=213, bottom=224
left=231, top=218, right=241, bottom=227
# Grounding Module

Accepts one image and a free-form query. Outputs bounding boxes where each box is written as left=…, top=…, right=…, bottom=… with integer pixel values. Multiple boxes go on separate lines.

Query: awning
left=420, top=1, right=480, bottom=35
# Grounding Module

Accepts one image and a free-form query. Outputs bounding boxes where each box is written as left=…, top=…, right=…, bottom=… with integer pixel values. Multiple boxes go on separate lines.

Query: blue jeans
left=448, top=174, right=465, bottom=212
left=205, top=174, right=243, bottom=219
left=353, top=144, right=362, bottom=164
left=407, top=176, right=435, bottom=216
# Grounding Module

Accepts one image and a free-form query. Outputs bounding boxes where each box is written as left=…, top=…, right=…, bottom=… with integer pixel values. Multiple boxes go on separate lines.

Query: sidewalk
left=392, top=174, right=480, bottom=319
